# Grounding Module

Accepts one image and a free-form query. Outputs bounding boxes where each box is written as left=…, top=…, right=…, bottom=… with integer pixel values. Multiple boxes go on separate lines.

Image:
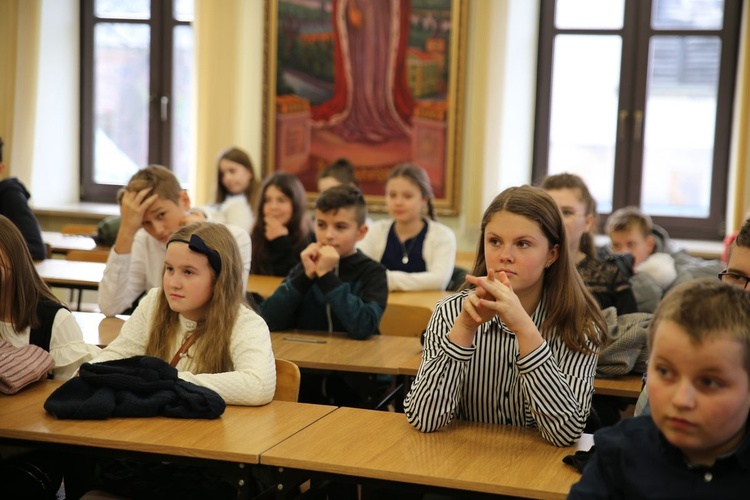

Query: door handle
left=618, top=110, right=629, bottom=141
left=633, top=110, right=643, bottom=142
left=160, top=96, right=169, bottom=122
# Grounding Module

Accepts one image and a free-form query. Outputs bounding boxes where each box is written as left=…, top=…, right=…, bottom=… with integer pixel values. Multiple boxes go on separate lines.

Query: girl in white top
left=358, top=162, right=456, bottom=291
left=0, top=215, right=99, bottom=380
left=204, top=147, right=256, bottom=232
left=92, top=222, right=276, bottom=406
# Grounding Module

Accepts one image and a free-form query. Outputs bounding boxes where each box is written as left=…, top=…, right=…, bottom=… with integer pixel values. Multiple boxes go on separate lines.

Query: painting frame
left=262, top=0, right=467, bottom=215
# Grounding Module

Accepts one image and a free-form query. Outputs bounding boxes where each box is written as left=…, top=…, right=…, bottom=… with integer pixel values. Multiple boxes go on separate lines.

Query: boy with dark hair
left=570, top=278, right=750, bottom=498
left=260, top=185, right=387, bottom=340
left=317, top=157, right=359, bottom=193
left=99, top=165, right=251, bottom=316
left=0, top=135, right=47, bottom=261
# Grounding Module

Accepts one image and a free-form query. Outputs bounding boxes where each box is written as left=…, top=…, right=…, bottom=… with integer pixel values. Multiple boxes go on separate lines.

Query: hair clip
left=168, top=234, right=222, bottom=275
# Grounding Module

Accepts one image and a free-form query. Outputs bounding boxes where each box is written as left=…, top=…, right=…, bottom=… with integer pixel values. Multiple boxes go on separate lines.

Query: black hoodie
left=0, top=177, right=46, bottom=260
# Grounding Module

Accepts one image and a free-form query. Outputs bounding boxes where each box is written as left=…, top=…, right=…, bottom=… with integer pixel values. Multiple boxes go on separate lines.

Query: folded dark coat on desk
left=43, top=356, right=225, bottom=419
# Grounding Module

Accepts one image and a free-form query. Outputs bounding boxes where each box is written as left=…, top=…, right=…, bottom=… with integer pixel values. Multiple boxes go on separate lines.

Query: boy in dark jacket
left=569, top=278, right=750, bottom=499
left=0, top=136, right=46, bottom=261
left=260, top=185, right=387, bottom=340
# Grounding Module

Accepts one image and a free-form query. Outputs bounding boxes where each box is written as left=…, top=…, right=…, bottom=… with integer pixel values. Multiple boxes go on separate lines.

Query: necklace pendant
left=402, top=255, right=409, bottom=265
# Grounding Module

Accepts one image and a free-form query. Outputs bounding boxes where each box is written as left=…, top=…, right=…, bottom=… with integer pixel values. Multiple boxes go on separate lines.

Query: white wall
left=31, top=0, right=79, bottom=204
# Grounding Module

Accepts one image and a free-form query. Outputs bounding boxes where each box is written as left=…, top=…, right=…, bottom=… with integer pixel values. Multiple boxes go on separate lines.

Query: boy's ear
left=179, top=190, right=191, bottom=211
left=356, top=223, right=368, bottom=242
left=646, top=234, right=656, bottom=254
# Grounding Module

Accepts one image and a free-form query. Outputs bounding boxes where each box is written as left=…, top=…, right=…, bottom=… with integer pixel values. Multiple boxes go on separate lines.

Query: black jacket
left=0, top=177, right=46, bottom=260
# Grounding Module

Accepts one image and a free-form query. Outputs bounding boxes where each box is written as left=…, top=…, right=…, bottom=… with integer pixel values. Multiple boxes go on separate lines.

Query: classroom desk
left=42, top=231, right=99, bottom=254
left=591, top=373, right=644, bottom=399
left=0, top=380, right=336, bottom=478
left=35, top=259, right=105, bottom=290
left=388, top=289, right=450, bottom=309
left=261, top=406, right=592, bottom=499
left=72, top=311, right=129, bottom=347
left=271, top=331, right=422, bottom=376
left=247, top=274, right=450, bottom=308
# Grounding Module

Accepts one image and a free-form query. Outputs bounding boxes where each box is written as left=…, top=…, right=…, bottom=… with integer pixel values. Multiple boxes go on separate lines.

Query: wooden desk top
left=0, top=380, right=336, bottom=464
left=262, top=407, right=591, bottom=498
left=42, top=231, right=99, bottom=254
left=272, top=331, right=423, bottom=376
left=35, top=259, right=105, bottom=289
left=248, top=274, right=450, bottom=310
left=72, top=311, right=128, bottom=347
left=591, top=373, right=643, bottom=399
left=388, top=289, right=451, bottom=309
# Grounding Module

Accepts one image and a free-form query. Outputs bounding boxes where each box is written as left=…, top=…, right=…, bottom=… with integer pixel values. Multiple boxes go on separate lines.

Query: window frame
left=532, top=0, right=742, bottom=240
left=80, top=0, right=190, bottom=203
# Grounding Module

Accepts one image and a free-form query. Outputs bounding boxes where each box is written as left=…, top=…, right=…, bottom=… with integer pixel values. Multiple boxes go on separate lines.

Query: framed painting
left=263, top=0, right=467, bottom=215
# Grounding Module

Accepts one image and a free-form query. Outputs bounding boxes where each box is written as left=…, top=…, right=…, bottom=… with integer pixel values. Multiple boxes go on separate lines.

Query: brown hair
left=214, top=147, right=257, bottom=206
left=387, top=162, right=436, bottom=221
left=315, top=184, right=367, bottom=226
left=145, top=222, right=246, bottom=374
left=605, top=206, right=652, bottom=239
left=467, top=185, right=606, bottom=353
left=649, top=278, right=750, bottom=375
left=0, top=215, right=61, bottom=331
left=728, top=218, right=750, bottom=261
left=317, top=158, right=359, bottom=188
left=540, top=172, right=598, bottom=259
left=250, top=172, right=312, bottom=275
left=118, top=164, right=183, bottom=205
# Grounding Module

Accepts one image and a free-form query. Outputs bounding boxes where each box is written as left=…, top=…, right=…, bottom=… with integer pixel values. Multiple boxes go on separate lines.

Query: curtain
left=0, top=0, right=41, bottom=186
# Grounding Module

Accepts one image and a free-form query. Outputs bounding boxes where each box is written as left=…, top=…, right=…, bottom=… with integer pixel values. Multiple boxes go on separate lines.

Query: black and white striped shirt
left=403, top=290, right=598, bottom=447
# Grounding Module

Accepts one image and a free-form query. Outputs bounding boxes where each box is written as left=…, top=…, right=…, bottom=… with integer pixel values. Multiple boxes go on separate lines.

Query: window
left=80, top=0, right=194, bottom=202
left=533, top=0, right=742, bottom=239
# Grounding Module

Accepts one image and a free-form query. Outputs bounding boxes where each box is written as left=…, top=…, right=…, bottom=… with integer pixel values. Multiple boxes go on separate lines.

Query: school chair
left=374, top=303, right=431, bottom=412
left=274, top=358, right=301, bottom=402
left=65, top=249, right=109, bottom=311
left=379, top=303, right=432, bottom=337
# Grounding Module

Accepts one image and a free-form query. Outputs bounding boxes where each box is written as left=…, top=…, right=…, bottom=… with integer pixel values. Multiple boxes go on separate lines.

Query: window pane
left=555, top=0, right=624, bottom=29
left=641, top=36, right=720, bottom=217
left=547, top=35, right=622, bottom=213
left=94, top=23, right=150, bottom=185
left=174, top=0, right=195, bottom=22
left=95, top=0, right=149, bottom=19
left=652, top=0, right=724, bottom=30
left=172, top=25, right=194, bottom=185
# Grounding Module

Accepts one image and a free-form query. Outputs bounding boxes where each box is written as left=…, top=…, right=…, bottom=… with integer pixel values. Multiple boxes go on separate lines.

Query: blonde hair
left=145, top=222, right=247, bottom=374
left=118, top=164, right=183, bottom=205
left=605, top=206, right=652, bottom=239
left=467, top=186, right=606, bottom=353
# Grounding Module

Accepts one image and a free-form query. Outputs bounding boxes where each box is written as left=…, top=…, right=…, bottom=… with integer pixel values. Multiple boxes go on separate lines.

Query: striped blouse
left=403, top=290, right=598, bottom=447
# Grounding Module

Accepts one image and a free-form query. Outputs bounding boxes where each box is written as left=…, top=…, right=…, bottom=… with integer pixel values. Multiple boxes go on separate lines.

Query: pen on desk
left=283, top=337, right=327, bottom=344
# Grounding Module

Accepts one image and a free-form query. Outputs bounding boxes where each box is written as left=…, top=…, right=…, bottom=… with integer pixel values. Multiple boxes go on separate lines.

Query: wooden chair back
left=66, top=249, right=110, bottom=263
left=274, top=358, right=301, bottom=402
left=60, top=224, right=98, bottom=236
left=379, top=303, right=433, bottom=337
